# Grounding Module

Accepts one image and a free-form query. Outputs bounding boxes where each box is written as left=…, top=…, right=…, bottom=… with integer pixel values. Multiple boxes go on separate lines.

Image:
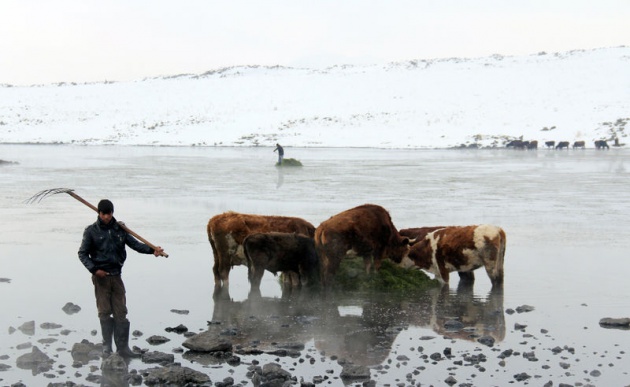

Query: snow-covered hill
left=1, top=47, right=628, bottom=149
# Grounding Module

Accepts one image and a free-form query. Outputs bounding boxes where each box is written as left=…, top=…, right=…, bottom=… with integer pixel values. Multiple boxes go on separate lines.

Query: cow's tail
left=491, top=227, right=506, bottom=287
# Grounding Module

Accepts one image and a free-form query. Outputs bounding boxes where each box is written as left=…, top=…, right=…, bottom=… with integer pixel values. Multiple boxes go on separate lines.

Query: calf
left=555, top=141, right=570, bottom=150
left=403, top=225, right=506, bottom=288
left=573, top=141, right=586, bottom=149
left=243, top=232, right=319, bottom=294
left=315, top=204, right=412, bottom=288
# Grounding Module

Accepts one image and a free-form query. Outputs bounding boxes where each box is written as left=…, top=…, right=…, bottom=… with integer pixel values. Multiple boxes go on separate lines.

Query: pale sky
left=1, top=0, right=628, bottom=85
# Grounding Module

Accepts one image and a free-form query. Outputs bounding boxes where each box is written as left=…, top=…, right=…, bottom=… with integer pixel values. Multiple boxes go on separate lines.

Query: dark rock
left=477, top=336, right=495, bottom=347
left=141, top=351, right=175, bottom=364
left=170, top=309, right=190, bottom=315
left=0, top=363, right=11, bottom=371
left=340, top=364, right=371, bottom=380
left=599, top=317, right=630, bottom=329
left=444, top=320, right=464, bottom=331
left=142, top=365, right=210, bottom=385
left=16, top=342, right=32, bottom=350
left=101, top=353, right=128, bottom=372
left=515, top=305, right=535, bottom=313
left=132, top=330, right=143, bottom=337
left=0, top=277, right=11, bottom=283
left=40, top=322, right=63, bottom=329
left=514, top=323, right=527, bottom=330
left=62, top=302, right=82, bottom=315
left=146, top=335, right=170, bottom=345
left=165, top=324, right=188, bottom=334
left=514, top=372, right=531, bottom=381
left=16, top=346, right=54, bottom=374
left=182, top=331, right=233, bottom=352
left=445, top=375, right=457, bottom=386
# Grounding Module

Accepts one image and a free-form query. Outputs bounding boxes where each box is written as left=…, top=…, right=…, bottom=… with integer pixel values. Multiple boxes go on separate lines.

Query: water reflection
left=203, top=285, right=504, bottom=367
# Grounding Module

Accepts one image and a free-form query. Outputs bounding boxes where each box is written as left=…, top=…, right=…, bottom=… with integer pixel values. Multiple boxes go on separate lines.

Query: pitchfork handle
left=117, top=222, right=169, bottom=258
left=67, top=192, right=169, bottom=258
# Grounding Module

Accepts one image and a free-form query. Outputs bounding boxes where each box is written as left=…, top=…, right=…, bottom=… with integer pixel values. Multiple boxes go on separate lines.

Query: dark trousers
left=92, top=275, right=128, bottom=322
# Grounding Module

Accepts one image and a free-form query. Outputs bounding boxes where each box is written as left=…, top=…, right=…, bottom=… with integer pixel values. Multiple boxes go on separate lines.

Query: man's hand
left=153, top=246, right=165, bottom=257
left=94, top=269, right=108, bottom=278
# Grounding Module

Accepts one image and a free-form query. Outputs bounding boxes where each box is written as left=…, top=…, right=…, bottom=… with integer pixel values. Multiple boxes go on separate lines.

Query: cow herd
left=507, top=139, right=611, bottom=150
left=207, top=204, right=507, bottom=297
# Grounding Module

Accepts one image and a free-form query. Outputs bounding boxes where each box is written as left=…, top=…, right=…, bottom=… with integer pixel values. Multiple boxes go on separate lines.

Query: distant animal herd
left=207, top=204, right=506, bottom=297
left=505, top=139, right=613, bottom=149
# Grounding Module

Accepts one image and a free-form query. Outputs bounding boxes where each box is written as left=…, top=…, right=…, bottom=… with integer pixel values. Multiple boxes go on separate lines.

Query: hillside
left=0, top=46, right=628, bottom=149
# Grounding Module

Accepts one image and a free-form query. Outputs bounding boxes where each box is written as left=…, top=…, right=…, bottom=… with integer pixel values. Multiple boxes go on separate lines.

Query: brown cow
left=572, top=141, right=586, bottom=149
left=207, top=212, right=315, bottom=292
left=555, top=141, right=570, bottom=150
left=402, top=225, right=506, bottom=288
left=243, top=232, right=319, bottom=295
left=315, top=204, right=412, bottom=288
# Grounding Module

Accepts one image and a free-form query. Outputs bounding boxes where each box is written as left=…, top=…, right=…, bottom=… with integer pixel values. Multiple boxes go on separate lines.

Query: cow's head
left=386, top=236, right=415, bottom=264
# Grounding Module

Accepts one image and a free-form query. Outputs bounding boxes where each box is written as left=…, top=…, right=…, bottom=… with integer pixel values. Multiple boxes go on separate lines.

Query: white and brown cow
left=400, top=225, right=506, bottom=288
left=207, top=212, right=315, bottom=293
left=315, top=204, right=413, bottom=288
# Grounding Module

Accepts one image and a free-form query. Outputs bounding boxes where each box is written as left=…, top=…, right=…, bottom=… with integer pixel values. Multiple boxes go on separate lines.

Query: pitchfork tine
left=24, top=188, right=75, bottom=204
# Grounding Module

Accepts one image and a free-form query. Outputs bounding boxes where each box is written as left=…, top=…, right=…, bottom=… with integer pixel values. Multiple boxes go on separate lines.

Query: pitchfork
left=26, top=188, right=169, bottom=258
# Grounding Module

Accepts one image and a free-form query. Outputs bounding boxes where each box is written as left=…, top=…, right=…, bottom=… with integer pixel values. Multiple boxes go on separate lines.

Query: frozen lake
left=1, top=144, right=629, bottom=386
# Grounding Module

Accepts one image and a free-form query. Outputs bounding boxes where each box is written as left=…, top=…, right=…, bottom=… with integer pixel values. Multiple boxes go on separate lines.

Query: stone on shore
left=182, top=331, right=233, bottom=352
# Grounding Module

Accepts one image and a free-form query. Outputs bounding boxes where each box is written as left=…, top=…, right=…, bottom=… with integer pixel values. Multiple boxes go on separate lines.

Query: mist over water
left=1, top=145, right=629, bottom=385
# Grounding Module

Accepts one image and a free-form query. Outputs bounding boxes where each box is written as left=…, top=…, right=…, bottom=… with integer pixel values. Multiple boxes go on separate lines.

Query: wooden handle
left=68, top=191, right=169, bottom=258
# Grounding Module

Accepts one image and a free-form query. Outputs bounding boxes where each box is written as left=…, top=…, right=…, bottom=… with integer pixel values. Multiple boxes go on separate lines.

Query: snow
left=1, top=46, right=628, bottom=149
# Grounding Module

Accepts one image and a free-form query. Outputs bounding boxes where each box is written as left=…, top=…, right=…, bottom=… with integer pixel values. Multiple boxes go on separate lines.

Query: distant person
left=274, top=143, right=284, bottom=164
left=78, top=199, right=164, bottom=358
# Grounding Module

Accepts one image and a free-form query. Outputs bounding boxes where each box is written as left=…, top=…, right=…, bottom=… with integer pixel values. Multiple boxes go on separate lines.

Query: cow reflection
left=204, top=285, right=504, bottom=367
left=412, top=284, right=505, bottom=343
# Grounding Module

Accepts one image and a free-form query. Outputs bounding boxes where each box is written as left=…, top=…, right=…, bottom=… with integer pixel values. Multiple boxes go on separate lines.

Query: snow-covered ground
left=1, top=47, right=628, bottom=149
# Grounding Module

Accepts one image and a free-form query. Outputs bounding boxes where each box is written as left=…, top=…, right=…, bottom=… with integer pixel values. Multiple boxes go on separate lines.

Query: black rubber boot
left=114, top=320, right=141, bottom=358
left=99, top=317, right=115, bottom=358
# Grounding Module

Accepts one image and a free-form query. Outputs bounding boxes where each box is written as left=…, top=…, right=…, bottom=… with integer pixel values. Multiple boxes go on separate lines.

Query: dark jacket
left=78, top=216, right=154, bottom=275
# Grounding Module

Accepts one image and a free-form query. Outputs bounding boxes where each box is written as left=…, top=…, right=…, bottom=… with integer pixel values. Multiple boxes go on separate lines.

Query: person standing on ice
left=78, top=199, right=164, bottom=358
left=274, top=143, right=284, bottom=165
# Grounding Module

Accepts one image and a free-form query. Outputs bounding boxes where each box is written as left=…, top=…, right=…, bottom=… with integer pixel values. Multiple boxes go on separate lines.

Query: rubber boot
left=114, top=320, right=141, bottom=358
left=99, top=317, right=115, bottom=358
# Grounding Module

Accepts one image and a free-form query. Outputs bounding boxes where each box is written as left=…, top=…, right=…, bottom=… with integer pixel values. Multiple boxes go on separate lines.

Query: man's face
left=99, top=211, right=113, bottom=224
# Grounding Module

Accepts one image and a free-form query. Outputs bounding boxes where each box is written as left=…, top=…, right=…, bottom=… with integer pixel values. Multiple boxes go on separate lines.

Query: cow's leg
left=458, top=271, right=475, bottom=284
left=247, top=263, right=265, bottom=296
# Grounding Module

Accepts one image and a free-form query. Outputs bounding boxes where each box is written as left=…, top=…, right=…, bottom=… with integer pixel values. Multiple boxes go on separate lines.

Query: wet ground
left=1, top=144, right=629, bottom=386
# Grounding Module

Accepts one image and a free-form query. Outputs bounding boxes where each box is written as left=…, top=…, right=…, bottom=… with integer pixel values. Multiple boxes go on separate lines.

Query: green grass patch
left=335, top=257, right=438, bottom=293
left=276, top=158, right=303, bottom=167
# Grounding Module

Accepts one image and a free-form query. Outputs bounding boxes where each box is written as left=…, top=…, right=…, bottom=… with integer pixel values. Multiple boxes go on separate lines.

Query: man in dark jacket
left=273, top=143, right=284, bottom=164
left=78, top=199, right=164, bottom=358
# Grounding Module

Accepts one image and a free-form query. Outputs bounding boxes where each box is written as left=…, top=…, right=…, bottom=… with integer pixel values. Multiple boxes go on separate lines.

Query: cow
left=545, top=141, right=555, bottom=149
left=506, top=140, right=526, bottom=149
left=207, top=212, right=315, bottom=293
left=555, top=141, right=570, bottom=150
left=401, top=225, right=506, bottom=288
left=243, top=232, right=319, bottom=295
left=573, top=141, right=586, bottom=149
left=594, top=140, right=609, bottom=149
left=315, top=204, right=413, bottom=288
left=527, top=140, right=538, bottom=149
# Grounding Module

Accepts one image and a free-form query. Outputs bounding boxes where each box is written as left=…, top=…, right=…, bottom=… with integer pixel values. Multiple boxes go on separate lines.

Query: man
left=273, top=143, right=284, bottom=164
left=78, top=199, right=164, bottom=358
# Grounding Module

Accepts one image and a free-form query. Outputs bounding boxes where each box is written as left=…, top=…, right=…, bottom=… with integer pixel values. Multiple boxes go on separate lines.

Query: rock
left=61, top=302, right=82, bottom=315
left=40, top=322, right=62, bottom=329
left=16, top=346, right=54, bottom=374
left=253, top=362, right=293, bottom=385
left=515, top=305, right=535, bottom=313
left=599, top=317, right=630, bottom=329
left=141, top=351, right=175, bottom=364
left=182, top=331, right=233, bottom=352
left=444, top=320, right=464, bottom=331
left=445, top=375, right=457, bottom=386
left=146, top=335, right=170, bottom=345
left=18, top=321, right=35, bottom=336
left=477, top=336, right=495, bottom=347
left=0, top=277, right=11, bottom=283
left=101, top=353, right=127, bottom=372
left=340, top=364, right=371, bottom=380
left=0, top=363, right=12, bottom=371
left=170, top=309, right=190, bottom=315
left=70, top=339, right=101, bottom=364
left=165, top=324, right=188, bottom=334
left=142, top=365, right=210, bottom=385
left=514, top=372, right=531, bottom=381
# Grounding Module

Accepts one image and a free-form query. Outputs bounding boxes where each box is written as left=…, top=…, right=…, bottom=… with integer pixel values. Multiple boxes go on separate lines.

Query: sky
left=1, top=0, right=629, bottom=85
